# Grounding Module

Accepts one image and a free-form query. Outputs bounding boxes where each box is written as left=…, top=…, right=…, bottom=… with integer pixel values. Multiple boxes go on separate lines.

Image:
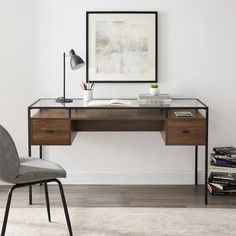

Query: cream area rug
left=1, top=207, right=236, bottom=236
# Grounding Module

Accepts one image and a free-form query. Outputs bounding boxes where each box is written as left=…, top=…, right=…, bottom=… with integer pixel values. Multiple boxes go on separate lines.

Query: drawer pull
left=182, top=129, right=190, bottom=134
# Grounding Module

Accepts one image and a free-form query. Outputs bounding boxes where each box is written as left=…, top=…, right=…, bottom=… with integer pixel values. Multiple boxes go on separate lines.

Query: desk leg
left=205, top=144, right=208, bottom=205
left=39, top=145, right=42, bottom=159
left=39, top=145, right=43, bottom=186
left=195, top=145, right=198, bottom=185
left=205, top=108, right=209, bottom=205
left=28, top=108, right=33, bottom=205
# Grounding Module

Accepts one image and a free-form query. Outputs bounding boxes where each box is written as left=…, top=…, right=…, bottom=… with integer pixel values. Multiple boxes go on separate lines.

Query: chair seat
left=11, top=158, right=67, bottom=184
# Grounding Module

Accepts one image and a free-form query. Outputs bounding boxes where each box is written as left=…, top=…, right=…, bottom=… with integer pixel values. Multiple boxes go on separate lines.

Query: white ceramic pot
left=149, top=87, right=160, bottom=96
left=83, top=90, right=93, bottom=102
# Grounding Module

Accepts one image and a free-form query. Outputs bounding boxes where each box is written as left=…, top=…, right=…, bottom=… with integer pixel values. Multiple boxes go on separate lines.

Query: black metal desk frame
left=28, top=98, right=209, bottom=205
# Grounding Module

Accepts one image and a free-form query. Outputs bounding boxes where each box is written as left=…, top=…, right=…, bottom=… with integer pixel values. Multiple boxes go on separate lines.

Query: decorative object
left=86, top=11, right=157, bottom=82
left=149, top=82, right=159, bottom=95
left=56, top=49, right=85, bottom=103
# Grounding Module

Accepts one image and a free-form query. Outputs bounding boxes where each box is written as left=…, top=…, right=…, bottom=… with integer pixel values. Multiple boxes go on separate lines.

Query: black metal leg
left=44, top=183, right=51, bottom=222
left=1, top=179, right=71, bottom=235
left=39, top=145, right=42, bottom=160
left=205, top=144, right=208, bottom=205
left=1, top=185, right=16, bottom=236
left=29, top=185, right=32, bottom=205
left=205, top=108, right=209, bottom=205
left=28, top=108, right=33, bottom=205
left=39, top=146, right=43, bottom=186
left=54, top=179, right=73, bottom=236
left=195, top=145, right=198, bottom=185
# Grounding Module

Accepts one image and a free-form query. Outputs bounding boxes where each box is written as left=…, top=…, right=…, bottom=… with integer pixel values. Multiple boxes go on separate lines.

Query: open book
left=87, top=99, right=132, bottom=107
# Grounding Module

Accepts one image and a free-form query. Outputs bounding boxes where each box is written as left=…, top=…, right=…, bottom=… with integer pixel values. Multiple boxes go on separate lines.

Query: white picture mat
left=88, top=13, right=157, bottom=82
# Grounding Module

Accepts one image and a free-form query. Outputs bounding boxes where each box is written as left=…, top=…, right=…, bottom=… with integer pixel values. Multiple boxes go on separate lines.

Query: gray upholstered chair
left=0, top=124, right=73, bottom=236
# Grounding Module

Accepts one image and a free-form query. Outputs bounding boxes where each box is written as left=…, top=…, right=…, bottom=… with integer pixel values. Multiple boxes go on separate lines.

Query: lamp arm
left=57, top=49, right=83, bottom=103
left=56, top=51, right=75, bottom=103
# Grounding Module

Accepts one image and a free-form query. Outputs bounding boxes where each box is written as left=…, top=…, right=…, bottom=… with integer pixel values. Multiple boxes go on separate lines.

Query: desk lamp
left=56, top=49, right=85, bottom=103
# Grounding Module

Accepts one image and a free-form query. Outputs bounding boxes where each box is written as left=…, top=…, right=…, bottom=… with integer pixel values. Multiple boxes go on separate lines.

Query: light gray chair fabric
left=0, top=124, right=72, bottom=236
left=15, top=158, right=66, bottom=184
left=0, top=125, right=20, bottom=183
left=0, top=124, right=66, bottom=184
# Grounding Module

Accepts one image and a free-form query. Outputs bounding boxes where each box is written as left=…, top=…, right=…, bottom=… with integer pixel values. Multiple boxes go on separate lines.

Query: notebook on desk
left=87, top=99, right=132, bottom=107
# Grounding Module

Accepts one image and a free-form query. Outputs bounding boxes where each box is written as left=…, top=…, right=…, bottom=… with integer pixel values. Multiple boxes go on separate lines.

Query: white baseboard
left=61, top=171, right=204, bottom=185
left=0, top=171, right=204, bottom=185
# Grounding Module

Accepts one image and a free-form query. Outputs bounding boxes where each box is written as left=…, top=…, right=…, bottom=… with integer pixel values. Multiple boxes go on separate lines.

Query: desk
left=28, top=98, right=209, bottom=204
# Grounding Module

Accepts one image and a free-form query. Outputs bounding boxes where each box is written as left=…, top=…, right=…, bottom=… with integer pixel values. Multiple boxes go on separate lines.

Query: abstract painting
left=86, top=12, right=157, bottom=82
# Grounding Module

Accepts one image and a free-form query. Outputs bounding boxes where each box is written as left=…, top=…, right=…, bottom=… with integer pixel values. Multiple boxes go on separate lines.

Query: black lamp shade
left=69, top=49, right=85, bottom=70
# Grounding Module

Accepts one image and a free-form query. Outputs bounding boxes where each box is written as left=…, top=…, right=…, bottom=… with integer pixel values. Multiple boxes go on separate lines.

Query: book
left=213, top=146, right=235, bottom=153
left=87, top=99, right=132, bottom=107
left=210, top=153, right=236, bottom=168
left=209, top=165, right=236, bottom=174
left=138, top=101, right=171, bottom=107
left=213, top=147, right=236, bottom=156
left=208, top=146, right=236, bottom=194
left=139, top=93, right=171, bottom=100
left=221, top=149, right=236, bottom=157
left=211, top=153, right=236, bottom=161
left=210, top=182, right=236, bottom=191
left=174, top=111, right=193, bottom=117
left=208, top=183, right=236, bottom=195
left=138, top=94, right=172, bottom=103
left=211, top=160, right=236, bottom=168
left=208, top=172, right=236, bottom=184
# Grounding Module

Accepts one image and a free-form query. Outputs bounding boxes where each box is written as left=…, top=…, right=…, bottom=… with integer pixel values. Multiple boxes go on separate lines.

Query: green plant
left=151, top=83, right=159, bottom=88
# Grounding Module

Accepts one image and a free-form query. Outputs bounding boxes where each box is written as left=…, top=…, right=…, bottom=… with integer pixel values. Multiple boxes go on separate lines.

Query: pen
left=82, top=81, right=87, bottom=90
left=80, top=83, right=85, bottom=90
left=80, top=82, right=86, bottom=90
left=91, top=82, right=95, bottom=90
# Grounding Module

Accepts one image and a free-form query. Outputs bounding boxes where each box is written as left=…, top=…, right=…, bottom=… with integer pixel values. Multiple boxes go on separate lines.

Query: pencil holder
left=83, top=90, right=93, bottom=102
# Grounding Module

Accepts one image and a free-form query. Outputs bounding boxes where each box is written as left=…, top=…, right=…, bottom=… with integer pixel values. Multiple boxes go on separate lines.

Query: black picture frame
left=86, top=11, right=158, bottom=83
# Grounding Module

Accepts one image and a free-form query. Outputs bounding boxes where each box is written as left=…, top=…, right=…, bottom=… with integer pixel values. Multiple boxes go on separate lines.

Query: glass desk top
left=29, top=98, right=207, bottom=109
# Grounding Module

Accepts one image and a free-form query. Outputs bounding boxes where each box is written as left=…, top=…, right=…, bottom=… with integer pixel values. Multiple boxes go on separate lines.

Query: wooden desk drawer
left=165, top=119, right=205, bottom=145
left=31, top=119, right=71, bottom=145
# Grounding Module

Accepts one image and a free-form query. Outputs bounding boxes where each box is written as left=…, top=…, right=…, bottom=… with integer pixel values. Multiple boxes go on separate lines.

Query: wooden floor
left=0, top=185, right=236, bottom=208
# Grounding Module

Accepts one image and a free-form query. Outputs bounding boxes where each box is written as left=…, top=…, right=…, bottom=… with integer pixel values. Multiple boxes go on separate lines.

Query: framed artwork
left=86, top=11, right=158, bottom=83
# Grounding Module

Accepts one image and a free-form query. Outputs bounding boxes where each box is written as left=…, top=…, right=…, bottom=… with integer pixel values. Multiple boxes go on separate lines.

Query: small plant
left=151, top=83, right=159, bottom=88
left=149, top=83, right=160, bottom=95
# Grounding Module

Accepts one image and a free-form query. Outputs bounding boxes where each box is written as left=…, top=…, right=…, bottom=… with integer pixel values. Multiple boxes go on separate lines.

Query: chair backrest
left=0, top=124, right=20, bottom=183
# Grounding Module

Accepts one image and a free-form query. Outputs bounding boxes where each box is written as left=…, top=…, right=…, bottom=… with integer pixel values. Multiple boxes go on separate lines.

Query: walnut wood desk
left=28, top=98, right=209, bottom=204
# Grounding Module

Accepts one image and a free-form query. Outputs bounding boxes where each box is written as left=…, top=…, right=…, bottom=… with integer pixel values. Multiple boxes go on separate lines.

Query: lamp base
left=56, top=97, right=73, bottom=103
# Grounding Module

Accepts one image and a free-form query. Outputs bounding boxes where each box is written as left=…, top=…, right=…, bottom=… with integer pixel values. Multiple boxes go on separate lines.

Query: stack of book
left=208, top=147, right=236, bottom=195
left=138, top=94, right=172, bottom=104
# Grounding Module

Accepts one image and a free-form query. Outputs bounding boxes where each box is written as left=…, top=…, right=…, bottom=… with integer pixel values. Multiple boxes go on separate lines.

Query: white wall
left=0, top=0, right=236, bottom=184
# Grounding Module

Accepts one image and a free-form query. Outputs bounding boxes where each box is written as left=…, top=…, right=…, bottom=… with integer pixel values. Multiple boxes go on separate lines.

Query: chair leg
left=44, top=183, right=51, bottom=222
left=1, top=185, right=16, bottom=236
left=54, top=179, right=73, bottom=236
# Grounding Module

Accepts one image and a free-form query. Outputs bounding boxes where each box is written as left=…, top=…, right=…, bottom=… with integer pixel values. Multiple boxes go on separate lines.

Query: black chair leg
left=44, top=183, right=51, bottom=222
left=1, top=185, right=16, bottom=236
left=54, top=179, right=73, bottom=236
left=1, top=179, right=71, bottom=235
